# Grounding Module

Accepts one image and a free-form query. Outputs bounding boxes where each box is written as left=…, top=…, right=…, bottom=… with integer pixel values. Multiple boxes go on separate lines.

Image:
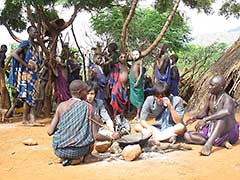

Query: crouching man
left=48, top=80, right=118, bottom=166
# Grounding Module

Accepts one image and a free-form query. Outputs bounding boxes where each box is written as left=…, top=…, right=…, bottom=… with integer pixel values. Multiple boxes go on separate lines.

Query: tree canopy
left=91, top=6, right=191, bottom=52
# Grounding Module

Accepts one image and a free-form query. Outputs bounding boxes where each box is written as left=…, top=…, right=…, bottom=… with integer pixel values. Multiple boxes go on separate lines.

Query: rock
left=109, top=142, right=122, bottom=154
left=121, top=144, right=142, bottom=161
left=95, top=141, right=112, bottom=153
left=22, top=138, right=38, bottom=146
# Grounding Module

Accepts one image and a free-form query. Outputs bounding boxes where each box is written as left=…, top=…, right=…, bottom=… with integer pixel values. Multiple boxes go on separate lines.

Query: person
left=0, top=44, right=7, bottom=69
left=48, top=80, right=118, bottom=166
left=153, top=44, right=171, bottom=86
left=66, top=52, right=81, bottom=84
left=8, top=26, right=41, bottom=125
left=102, top=42, right=119, bottom=77
left=134, top=81, right=185, bottom=145
left=86, top=81, right=116, bottom=136
left=169, top=54, right=180, bottom=96
left=54, top=56, right=71, bottom=105
left=0, top=44, right=10, bottom=109
left=129, top=50, right=145, bottom=122
left=110, top=52, right=131, bottom=135
left=184, top=75, right=239, bottom=156
left=88, top=54, right=108, bottom=101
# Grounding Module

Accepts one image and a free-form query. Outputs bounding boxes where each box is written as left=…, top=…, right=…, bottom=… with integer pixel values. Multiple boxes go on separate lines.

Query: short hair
left=1, top=44, right=7, bottom=49
left=69, top=80, right=88, bottom=95
left=86, top=81, right=98, bottom=94
left=27, top=26, right=37, bottom=33
left=170, top=54, right=178, bottom=62
left=152, top=81, right=170, bottom=97
left=108, top=43, right=118, bottom=52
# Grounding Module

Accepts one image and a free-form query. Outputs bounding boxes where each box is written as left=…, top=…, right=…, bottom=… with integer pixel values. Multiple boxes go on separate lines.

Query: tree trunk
left=140, top=0, right=181, bottom=58
left=188, top=37, right=240, bottom=112
left=120, top=0, right=139, bottom=52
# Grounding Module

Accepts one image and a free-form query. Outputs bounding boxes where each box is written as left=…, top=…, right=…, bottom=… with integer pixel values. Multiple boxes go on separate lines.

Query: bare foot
left=169, top=136, right=177, bottom=144
left=83, top=154, right=103, bottom=164
left=200, top=144, right=212, bottom=156
left=148, top=138, right=161, bottom=146
left=224, top=141, right=233, bottom=149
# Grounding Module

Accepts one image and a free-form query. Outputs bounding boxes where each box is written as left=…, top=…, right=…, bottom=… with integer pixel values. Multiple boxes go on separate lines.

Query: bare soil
left=0, top=114, right=240, bottom=180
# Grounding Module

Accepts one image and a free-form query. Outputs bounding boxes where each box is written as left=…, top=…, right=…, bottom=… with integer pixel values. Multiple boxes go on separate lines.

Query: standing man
left=184, top=75, right=239, bottom=156
left=8, top=26, right=41, bottom=125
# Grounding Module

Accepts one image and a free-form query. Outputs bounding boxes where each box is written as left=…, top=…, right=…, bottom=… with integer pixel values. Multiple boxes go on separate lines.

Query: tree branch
left=61, top=4, right=81, bottom=31
left=121, top=0, right=139, bottom=52
left=141, top=0, right=181, bottom=58
left=1, top=21, right=22, bottom=43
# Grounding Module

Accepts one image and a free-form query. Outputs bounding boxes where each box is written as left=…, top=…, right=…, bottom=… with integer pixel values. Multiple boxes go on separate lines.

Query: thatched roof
left=187, top=37, right=240, bottom=112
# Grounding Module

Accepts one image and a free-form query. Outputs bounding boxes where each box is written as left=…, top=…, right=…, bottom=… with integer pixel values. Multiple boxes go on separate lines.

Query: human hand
left=195, top=119, right=206, bottom=132
left=111, top=132, right=121, bottom=140
left=161, top=97, right=171, bottom=107
left=27, top=63, right=35, bottom=71
left=185, top=117, right=197, bottom=126
left=134, top=82, right=139, bottom=88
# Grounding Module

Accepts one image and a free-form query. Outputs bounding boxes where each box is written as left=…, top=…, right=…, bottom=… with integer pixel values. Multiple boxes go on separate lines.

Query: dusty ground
left=0, top=114, right=240, bottom=180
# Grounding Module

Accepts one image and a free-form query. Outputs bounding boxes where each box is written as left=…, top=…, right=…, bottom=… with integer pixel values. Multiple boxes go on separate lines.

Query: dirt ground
left=0, top=114, right=240, bottom=180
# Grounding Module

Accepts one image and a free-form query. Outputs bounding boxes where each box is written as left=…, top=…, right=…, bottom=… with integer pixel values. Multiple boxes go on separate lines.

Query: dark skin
left=184, top=75, right=236, bottom=156
left=48, top=81, right=119, bottom=141
left=11, top=27, right=38, bottom=124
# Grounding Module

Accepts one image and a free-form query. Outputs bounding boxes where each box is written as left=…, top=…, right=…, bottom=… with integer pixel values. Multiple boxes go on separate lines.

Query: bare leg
left=29, top=106, right=36, bottom=124
left=184, top=131, right=207, bottom=145
left=200, top=120, right=226, bottom=156
left=23, top=102, right=30, bottom=124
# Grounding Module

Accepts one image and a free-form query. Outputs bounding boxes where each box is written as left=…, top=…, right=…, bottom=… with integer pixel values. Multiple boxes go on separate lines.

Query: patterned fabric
left=54, top=143, right=93, bottom=160
left=154, top=59, right=171, bottom=86
left=55, top=64, right=71, bottom=104
left=109, top=63, right=120, bottom=90
left=8, top=40, right=40, bottom=106
left=110, top=78, right=128, bottom=116
left=53, top=100, right=94, bottom=149
left=202, top=121, right=239, bottom=146
left=129, top=70, right=145, bottom=109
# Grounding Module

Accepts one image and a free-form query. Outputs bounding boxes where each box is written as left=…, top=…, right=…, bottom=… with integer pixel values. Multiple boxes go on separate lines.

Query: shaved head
left=210, top=75, right=226, bottom=87
left=69, top=80, right=88, bottom=99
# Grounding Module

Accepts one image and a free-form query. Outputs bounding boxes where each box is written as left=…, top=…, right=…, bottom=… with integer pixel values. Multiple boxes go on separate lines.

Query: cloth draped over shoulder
left=110, top=64, right=128, bottom=116
left=129, top=69, right=145, bottom=109
left=53, top=99, right=94, bottom=149
left=8, top=40, right=40, bottom=106
left=154, top=59, right=171, bottom=86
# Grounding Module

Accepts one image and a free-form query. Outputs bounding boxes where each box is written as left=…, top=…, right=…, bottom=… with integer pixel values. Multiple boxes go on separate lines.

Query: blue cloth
left=154, top=59, right=171, bottom=86
left=8, top=40, right=40, bottom=105
left=88, top=63, right=107, bottom=101
left=170, top=65, right=180, bottom=96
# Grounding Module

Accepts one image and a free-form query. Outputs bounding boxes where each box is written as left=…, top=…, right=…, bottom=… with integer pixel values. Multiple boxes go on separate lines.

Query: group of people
left=2, top=26, right=239, bottom=166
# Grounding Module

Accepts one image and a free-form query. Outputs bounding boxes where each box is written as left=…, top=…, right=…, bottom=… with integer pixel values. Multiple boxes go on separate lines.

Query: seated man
left=135, top=81, right=185, bottom=144
left=48, top=80, right=118, bottom=166
left=184, top=75, right=239, bottom=156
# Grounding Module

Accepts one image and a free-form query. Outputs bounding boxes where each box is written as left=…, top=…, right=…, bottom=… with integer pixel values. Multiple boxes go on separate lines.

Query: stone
left=121, top=144, right=142, bottom=161
left=22, top=138, right=38, bottom=146
left=109, top=141, right=122, bottom=154
left=95, top=141, right=112, bottom=153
